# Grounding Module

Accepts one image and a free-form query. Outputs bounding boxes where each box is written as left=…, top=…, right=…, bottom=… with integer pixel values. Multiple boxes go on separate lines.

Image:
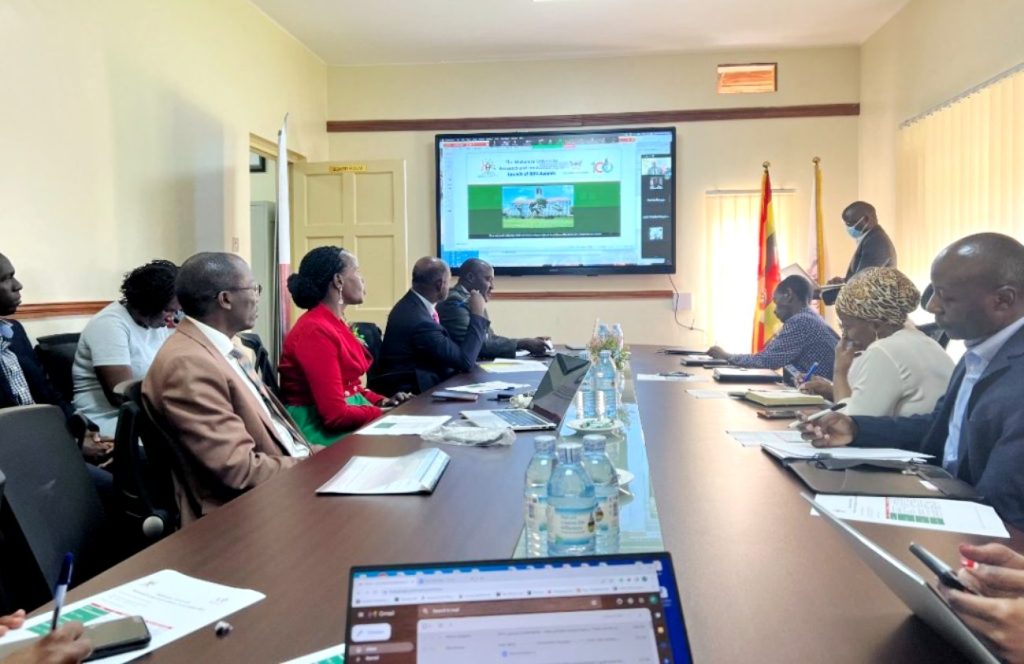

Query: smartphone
left=909, top=543, right=977, bottom=594
left=756, top=409, right=800, bottom=420
left=0, top=616, right=151, bottom=661
left=431, top=390, right=478, bottom=402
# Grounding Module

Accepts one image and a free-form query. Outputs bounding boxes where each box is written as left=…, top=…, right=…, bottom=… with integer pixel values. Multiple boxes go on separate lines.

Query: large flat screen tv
left=436, top=127, right=676, bottom=276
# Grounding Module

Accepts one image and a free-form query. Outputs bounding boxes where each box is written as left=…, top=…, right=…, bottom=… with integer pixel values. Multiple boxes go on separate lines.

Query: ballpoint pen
left=51, top=552, right=74, bottom=632
left=789, top=402, right=848, bottom=428
left=800, top=362, right=820, bottom=383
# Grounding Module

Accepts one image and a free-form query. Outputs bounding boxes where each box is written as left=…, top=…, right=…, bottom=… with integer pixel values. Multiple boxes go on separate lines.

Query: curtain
left=897, top=66, right=1024, bottom=289
left=705, top=190, right=797, bottom=351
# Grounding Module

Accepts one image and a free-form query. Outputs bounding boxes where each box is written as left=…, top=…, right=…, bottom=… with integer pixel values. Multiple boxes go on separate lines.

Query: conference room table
left=53, top=346, right=1022, bottom=662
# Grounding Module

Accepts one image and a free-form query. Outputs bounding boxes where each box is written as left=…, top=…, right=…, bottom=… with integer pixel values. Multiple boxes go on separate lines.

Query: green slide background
left=468, top=182, right=621, bottom=237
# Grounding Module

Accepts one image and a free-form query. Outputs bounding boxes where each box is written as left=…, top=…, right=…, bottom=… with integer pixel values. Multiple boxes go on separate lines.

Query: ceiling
left=249, top=0, right=909, bottom=66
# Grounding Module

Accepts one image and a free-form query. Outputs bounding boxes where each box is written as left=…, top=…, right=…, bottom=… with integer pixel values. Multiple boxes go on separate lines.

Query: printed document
left=761, top=442, right=933, bottom=462
left=358, top=415, right=450, bottom=436
left=317, top=447, right=450, bottom=495
left=479, top=359, right=549, bottom=373
left=686, top=389, right=734, bottom=399
left=811, top=495, right=1010, bottom=538
left=636, top=373, right=703, bottom=382
left=0, top=570, right=264, bottom=663
left=447, top=381, right=529, bottom=394
left=727, top=430, right=806, bottom=447
left=282, top=643, right=346, bottom=664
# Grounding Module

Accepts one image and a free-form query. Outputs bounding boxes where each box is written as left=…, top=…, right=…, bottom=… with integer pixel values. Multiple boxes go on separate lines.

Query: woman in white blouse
left=802, top=267, right=953, bottom=417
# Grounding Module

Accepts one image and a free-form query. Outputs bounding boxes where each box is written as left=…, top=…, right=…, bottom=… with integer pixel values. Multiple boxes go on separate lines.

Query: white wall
left=859, top=0, right=1024, bottom=250
left=328, top=48, right=860, bottom=346
left=0, top=0, right=328, bottom=338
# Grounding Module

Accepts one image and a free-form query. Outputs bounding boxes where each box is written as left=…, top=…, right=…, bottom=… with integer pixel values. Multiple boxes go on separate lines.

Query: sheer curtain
left=897, top=65, right=1024, bottom=289
left=705, top=191, right=797, bottom=351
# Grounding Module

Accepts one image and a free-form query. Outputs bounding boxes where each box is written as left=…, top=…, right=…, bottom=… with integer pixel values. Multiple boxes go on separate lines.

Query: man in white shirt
left=802, top=233, right=1024, bottom=529
left=143, top=252, right=311, bottom=523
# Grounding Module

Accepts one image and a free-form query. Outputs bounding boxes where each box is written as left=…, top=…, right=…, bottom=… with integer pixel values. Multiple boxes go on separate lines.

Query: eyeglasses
left=225, top=284, right=263, bottom=296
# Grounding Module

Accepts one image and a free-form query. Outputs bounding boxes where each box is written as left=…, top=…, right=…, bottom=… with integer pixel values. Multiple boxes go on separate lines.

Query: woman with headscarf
left=803, top=267, right=954, bottom=417
left=278, top=246, right=412, bottom=446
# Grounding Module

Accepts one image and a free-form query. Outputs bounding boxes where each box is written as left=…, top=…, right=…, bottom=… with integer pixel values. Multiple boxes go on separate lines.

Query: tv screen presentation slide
left=436, top=128, right=676, bottom=276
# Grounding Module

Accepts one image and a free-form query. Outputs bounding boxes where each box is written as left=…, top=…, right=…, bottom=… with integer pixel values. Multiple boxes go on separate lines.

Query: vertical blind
left=897, top=65, right=1024, bottom=289
left=704, top=191, right=797, bottom=351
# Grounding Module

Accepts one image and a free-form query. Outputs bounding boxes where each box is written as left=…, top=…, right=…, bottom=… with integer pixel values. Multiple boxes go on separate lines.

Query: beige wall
left=1, top=0, right=328, bottom=338
left=327, top=48, right=860, bottom=345
left=859, top=0, right=1024, bottom=249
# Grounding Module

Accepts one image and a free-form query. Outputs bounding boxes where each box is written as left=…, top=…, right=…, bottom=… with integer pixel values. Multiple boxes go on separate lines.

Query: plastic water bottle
left=582, top=434, right=620, bottom=554
left=576, top=350, right=597, bottom=418
left=612, top=323, right=625, bottom=352
left=547, top=442, right=597, bottom=556
left=524, top=435, right=557, bottom=557
left=594, top=350, right=618, bottom=421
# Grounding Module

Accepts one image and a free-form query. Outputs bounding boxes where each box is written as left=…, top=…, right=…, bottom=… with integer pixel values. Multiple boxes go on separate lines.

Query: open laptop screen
left=529, top=353, right=590, bottom=424
left=347, top=552, right=692, bottom=663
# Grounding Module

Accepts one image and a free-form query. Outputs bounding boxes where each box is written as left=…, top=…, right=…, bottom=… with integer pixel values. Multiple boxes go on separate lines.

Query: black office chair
left=916, top=284, right=950, bottom=349
left=34, top=332, right=81, bottom=404
left=0, top=405, right=111, bottom=610
left=137, top=389, right=204, bottom=526
left=112, top=381, right=179, bottom=551
left=237, top=331, right=280, bottom=398
left=351, top=322, right=383, bottom=365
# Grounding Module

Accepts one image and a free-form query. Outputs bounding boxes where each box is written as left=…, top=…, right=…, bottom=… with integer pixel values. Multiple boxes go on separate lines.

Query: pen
left=51, top=552, right=74, bottom=631
left=658, top=371, right=691, bottom=378
left=801, top=362, right=820, bottom=383
left=789, top=402, right=848, bottom=428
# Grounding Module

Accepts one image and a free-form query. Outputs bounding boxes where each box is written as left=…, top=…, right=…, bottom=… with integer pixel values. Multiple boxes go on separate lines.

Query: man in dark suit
left=822, top=201, right=897, bottom=304
left=437, top=258, right=549, bottom=359
left=373, top=257, right=488, bottom=394
left=0, top=252, right=113, bottom=494
left=803, top=233, right=1024, bottom=529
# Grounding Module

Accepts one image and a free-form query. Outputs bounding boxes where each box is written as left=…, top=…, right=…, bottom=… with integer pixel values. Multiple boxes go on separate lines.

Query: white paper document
left=478, top=359, right=549, bottom=373
left=0, top=570, right=264, bottom=663
left=358, top=415, right=450, bottom=436
left=447, top=381, right=529, bottom=394
left=727, top=430, right=806, bottom=447
left=686, top=389, right=734, bottom=399
left=636, top=373, right=703, bottom=382
left=811, top=494, right=1010, bottom=538
left=282, top=643, right=346, bottom=663
left=761, top=442, right=933, bottom=462
left=317, top=447, right=450, bottom=495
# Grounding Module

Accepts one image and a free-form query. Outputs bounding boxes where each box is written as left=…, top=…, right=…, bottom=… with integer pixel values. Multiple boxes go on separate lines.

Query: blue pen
left=801, top=362, right=820, bottom=383
left=50, top=552, right=74, bottom=632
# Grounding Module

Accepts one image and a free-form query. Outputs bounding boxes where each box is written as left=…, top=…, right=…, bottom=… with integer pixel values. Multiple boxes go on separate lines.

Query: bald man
left=802, top=233, right=1024, bottom=529
left=373, top=257, right=488, bottom=394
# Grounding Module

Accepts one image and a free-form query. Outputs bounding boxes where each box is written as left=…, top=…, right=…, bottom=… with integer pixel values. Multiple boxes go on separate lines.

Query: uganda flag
left=752, top=163, right=781, bottom=351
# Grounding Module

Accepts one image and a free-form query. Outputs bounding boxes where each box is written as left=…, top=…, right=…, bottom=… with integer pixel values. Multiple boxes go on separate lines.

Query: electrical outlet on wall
left=673, top=292, right=692, bottom=312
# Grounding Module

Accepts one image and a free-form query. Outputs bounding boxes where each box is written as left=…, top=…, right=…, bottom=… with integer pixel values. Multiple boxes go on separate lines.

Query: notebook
left=712, top=367, right=781, bottom=383
left=346, top=552, right=694, bottom=663
left=461, top=353, right=590, bottom=431
left=743, top=389, right=826, bottom=407
left=316, top=448, right=450, bottom=495
left=802, top=493, right=999, bottom=664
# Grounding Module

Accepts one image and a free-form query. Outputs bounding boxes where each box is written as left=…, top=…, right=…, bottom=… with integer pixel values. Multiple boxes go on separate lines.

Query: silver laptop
left=802, top=493, right=999, bottom=664
left=461, top=353, right=590, bottom=431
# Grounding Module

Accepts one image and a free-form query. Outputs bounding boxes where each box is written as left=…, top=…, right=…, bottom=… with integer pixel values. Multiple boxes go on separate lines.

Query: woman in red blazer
left=279, top=246, right=411, bottom=445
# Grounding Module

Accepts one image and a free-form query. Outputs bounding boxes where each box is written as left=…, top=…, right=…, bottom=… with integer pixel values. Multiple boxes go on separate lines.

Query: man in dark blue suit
left=0, top=253, right=113, bottom=467
left=373, top=257, right=489, bottom=394
left=803, top=233, right=1024, bottom=529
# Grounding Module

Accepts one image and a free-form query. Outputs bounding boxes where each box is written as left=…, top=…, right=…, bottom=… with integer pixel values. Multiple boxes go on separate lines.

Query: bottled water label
left=547, top=504, right=596, bottom=547
left=525, top=495, right=548, bottom=534
left=594, top=495, right=619, bottom=532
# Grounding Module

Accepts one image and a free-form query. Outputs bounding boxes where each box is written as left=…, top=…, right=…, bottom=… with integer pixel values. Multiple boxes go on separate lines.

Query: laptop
left=802, top=493, right=999, bottom=664
left=346, top=552, right=694, bottom=663
left=461, top=353, right=590, bottom=431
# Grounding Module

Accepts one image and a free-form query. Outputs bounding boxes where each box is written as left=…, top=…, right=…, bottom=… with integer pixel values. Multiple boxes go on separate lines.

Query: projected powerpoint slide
left=469, top=181, right=621, bottom=239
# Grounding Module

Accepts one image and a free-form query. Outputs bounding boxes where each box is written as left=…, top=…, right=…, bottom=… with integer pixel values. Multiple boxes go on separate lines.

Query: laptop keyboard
left=496, top=410, right=549, bottom=427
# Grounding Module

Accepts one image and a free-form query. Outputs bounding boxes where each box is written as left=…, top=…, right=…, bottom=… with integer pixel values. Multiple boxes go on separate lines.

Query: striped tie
left=228, top=348, right=309, bottom=455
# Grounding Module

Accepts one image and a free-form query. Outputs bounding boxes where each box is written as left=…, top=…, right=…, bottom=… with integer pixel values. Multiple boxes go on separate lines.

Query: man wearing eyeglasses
left=143, top=252, right=312, bottom=524
left=822, top=201, right=897, bottom=305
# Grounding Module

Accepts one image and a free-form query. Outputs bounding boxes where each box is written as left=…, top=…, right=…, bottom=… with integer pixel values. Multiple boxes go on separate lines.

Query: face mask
left=846, top=217, right=867, bottom=240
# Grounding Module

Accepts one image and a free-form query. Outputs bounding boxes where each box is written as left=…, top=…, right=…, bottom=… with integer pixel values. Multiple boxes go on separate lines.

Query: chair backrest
left=0, top=405, right=108, bottom=608
left=352, top=321, right=384, bottom=366
left=112, top=381, right=179, bottom=548
left=137, top=390, right=204, bottom=523
left=916, top=322, right=951, bottom=349
left=237, top=331, right=280, bottom=398
left=34, top=333, right=81, bottom=404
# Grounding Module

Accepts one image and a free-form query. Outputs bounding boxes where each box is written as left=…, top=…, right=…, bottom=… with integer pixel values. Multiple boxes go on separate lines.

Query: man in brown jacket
left=143, top=252, right=311, bottom=523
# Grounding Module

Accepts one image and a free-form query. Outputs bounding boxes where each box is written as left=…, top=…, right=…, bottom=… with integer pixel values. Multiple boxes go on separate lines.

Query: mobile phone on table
left=909, top=543, right=977, bottom=594
left=0, top=616, right=151, bottom=662
left=563, top=343, right=587, bottom=351
left=756, top=409, right=800, bottom=420
left=431, top=390, right=478, bottom=402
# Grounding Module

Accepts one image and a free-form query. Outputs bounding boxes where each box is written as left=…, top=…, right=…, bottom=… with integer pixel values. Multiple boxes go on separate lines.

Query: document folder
left=785, top=459, right=981, bottom=501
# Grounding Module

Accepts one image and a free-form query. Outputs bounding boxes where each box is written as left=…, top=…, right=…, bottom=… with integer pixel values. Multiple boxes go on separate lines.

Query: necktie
left=0, top=322, right=35, bottom=406
left=228, top=348, right=309, bottom=455
left=431, top=308, right=440, bottom=325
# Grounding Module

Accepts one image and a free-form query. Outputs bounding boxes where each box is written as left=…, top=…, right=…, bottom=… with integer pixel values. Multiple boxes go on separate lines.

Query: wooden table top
left=51, top=346, right=1020, bottom=663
